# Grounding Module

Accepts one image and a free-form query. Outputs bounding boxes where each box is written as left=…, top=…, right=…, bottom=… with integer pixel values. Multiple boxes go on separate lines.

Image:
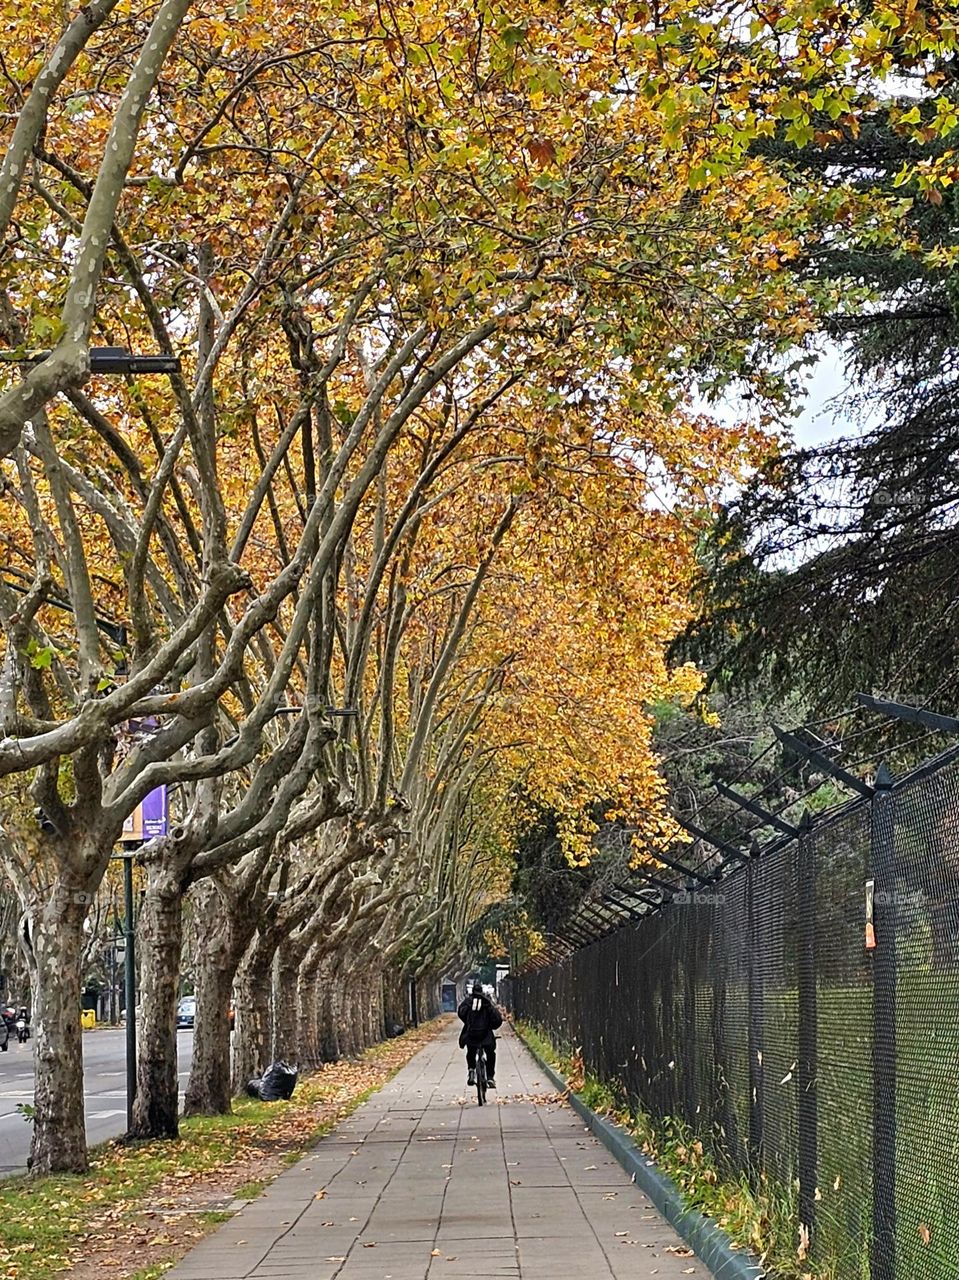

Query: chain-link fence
left=504, top=752, right=959, bottom=1280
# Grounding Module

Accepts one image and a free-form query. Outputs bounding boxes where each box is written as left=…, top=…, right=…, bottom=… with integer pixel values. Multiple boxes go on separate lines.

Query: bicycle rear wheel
left=476, top=1049, right=487, bottom=1106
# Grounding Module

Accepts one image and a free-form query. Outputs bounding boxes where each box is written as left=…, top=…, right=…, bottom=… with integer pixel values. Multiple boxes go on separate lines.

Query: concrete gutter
left=517, top=1027, right=767, bottom=1280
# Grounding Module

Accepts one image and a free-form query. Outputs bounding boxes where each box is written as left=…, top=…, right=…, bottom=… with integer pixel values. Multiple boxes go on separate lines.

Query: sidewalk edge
left=514, top=1025, right=766, bottom=1280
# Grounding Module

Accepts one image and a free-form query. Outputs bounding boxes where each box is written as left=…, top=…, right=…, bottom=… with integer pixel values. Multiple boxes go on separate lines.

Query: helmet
left=471, top=981, right=483, bottom=996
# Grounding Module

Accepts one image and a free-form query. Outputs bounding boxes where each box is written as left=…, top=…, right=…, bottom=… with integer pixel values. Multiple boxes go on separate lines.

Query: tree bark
left=232, top=933, right=273, bottom=1094
left=384, top=969, right=406, bottom=1032
left=327, top=970, right=346, bottom=1061
left=271, top=940, right=299, bottom=1062
left=350, top=981, right=364, bottom=1053
left=183, top=891, right=237, bottom=1116
left=295, top=958, right=318, bottom=1070
left=367, top=972, right=384, bottom=1045
left=129, top=864, right=183, bottom=1139
left=28, top=892, right=88, bottom=1174
left=335, top=961, right=358, bottom=1058
left=314, top=958, right=338, bottom=1062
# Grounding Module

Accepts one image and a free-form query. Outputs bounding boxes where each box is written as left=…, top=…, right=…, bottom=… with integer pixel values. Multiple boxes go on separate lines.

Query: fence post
left=747, top=847, right=765, bottom=1176
left=661, top=928, right=675, bottom=1117
left=871, top=763, right=896, bottom=1280
left=711, top=900, right=735, bottom=1155
left=797, top=811, right=818, bottom=1246
left=683, top=923, right=697, bottom=1125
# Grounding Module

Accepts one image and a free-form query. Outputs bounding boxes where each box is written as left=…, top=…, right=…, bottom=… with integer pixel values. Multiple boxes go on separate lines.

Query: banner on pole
left=120, top=786, right=168, bottom=844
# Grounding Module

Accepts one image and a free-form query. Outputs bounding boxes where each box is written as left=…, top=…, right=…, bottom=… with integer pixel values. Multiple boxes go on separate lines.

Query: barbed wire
left=532, top=691, right=959, bottom=966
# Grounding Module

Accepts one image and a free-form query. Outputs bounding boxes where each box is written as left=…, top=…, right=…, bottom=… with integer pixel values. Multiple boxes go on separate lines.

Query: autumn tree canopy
left=1, top=0, right=951, bottom=1174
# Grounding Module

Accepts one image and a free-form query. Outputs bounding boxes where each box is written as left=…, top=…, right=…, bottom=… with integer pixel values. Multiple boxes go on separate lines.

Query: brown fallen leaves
left=0, top=1018, right=446, bottom=1280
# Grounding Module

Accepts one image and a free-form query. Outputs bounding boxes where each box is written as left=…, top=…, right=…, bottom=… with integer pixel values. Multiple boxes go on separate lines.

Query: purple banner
left=141, top=785, right=168, bottom=839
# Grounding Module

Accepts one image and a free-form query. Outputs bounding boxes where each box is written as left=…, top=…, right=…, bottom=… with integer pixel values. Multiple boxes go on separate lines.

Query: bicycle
left=475, top=1045, right=488, bottom=1106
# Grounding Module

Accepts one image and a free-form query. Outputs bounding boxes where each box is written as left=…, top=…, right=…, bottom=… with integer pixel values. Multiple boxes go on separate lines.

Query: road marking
left=89, top=1110, right=125, bottom=1120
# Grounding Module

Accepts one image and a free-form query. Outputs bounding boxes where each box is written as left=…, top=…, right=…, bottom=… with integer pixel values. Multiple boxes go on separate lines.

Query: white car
left=176, top=996, right=196, bottom=1029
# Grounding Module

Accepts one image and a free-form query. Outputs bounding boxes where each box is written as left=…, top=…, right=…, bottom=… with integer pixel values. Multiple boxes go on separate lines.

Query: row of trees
left=450, top=8, right=959, bottom=955
left=1, top=0, right=951, bottom=1175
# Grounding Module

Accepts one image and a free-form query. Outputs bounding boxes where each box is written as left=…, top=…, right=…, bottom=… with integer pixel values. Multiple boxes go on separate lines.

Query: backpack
left=459, top=995, right=500, bottom=1045
left=466, top=996, right=492, bottom=1038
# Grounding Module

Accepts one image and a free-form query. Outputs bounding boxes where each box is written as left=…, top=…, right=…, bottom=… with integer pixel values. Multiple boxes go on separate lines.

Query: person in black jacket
left=457, top=982, right=502, bottom=1088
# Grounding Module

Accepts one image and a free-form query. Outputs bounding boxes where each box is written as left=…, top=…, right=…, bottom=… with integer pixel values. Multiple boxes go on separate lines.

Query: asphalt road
left=0, top=1028, right=194, bottom=1176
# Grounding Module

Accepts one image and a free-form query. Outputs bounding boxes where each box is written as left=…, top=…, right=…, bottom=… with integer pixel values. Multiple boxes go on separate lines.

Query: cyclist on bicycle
left=458, top=981, right=502, bottom=1089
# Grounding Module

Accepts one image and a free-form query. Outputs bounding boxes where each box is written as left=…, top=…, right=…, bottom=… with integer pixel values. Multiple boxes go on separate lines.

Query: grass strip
left=514, top=1019, right=825, bottom=1280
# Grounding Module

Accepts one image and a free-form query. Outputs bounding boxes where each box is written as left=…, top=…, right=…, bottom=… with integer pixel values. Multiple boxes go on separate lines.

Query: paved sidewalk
left=167, top=1021, right=712, bottom=1280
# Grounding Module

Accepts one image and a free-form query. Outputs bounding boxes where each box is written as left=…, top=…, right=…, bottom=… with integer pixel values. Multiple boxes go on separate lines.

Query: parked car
left=176, top=996, right=196, bottom=1029
left=175, top=996, right=234, bottom=1030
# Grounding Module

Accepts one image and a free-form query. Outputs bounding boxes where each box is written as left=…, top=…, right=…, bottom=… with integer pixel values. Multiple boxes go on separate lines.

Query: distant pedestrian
left=458, top=982, right=502, bottom=1088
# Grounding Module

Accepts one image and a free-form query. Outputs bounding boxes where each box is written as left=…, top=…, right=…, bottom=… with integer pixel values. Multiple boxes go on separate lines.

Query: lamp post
left=112, top=847, right=140, bottom=1131
left=122, top=852, right=137, bottom=1131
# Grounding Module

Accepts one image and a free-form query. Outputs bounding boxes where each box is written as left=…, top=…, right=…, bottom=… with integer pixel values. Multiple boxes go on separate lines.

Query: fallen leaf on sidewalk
left=315, top=1189, right=328, bottom=1199
left=11, top=1018, right=450, bottom=1280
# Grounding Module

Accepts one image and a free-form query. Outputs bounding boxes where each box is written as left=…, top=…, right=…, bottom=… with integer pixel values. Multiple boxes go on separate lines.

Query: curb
left=516, top=1028, right=766, bottom=1280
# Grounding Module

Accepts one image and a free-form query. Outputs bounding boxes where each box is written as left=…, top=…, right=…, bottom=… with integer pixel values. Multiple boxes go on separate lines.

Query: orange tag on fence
left=865, top=878, right=876, bottom=950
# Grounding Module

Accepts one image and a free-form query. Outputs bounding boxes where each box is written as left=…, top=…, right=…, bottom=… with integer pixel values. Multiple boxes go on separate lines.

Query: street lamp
left=268, top=704, right=358, bottom=718
left=0, top=345, right=181, bottom=375
left=221, top=705, right=357, bottom=748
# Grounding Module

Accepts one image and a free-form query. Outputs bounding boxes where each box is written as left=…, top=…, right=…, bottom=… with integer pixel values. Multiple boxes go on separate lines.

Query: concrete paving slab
left=166, top=1021, right=714, bottom=1280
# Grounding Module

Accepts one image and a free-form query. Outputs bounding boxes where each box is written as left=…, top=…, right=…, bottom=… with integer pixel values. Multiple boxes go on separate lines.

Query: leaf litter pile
left=0, top=1019, right=446, bottom=1280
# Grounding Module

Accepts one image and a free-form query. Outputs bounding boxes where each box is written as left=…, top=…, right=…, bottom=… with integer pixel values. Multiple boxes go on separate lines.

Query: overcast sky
left=789, top=341, right=885, bottom=448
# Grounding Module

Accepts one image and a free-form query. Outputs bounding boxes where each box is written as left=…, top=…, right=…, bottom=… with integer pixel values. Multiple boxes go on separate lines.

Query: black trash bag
left=386, top=1023, right=404, bottom=1038
left=247, top=1061, right=298, bottom=1101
